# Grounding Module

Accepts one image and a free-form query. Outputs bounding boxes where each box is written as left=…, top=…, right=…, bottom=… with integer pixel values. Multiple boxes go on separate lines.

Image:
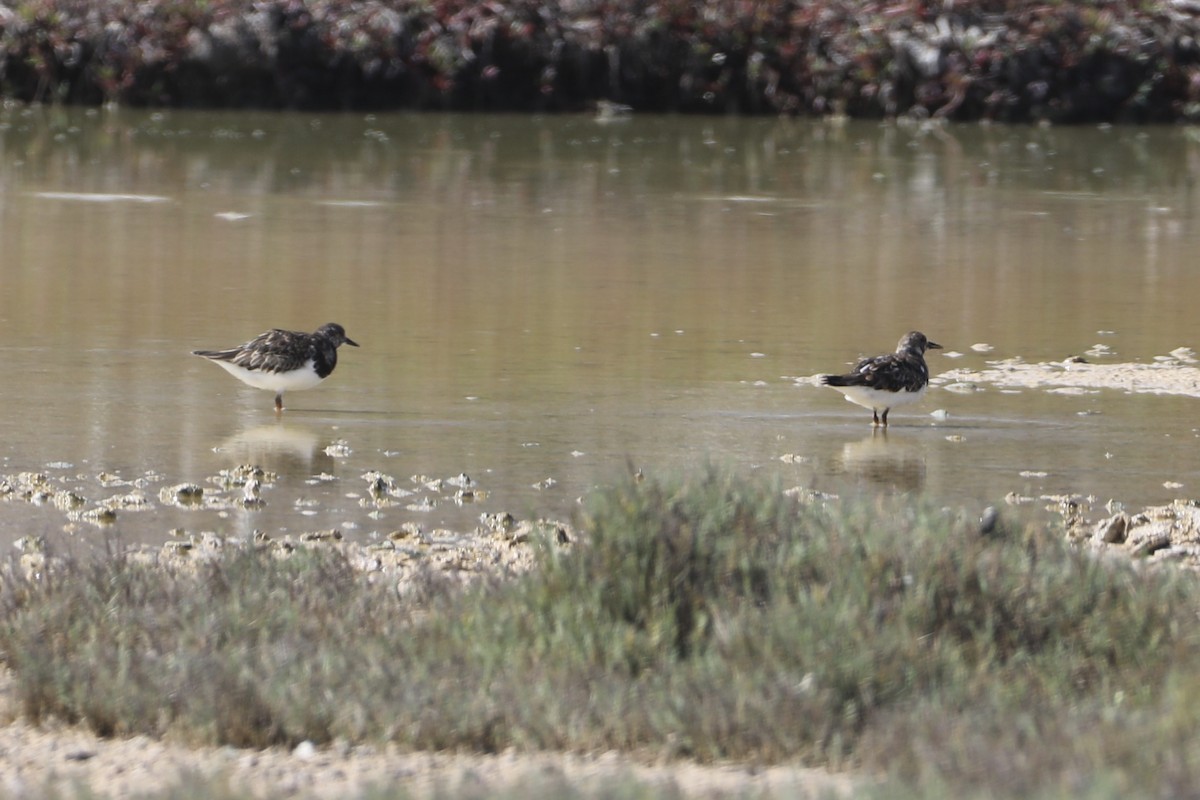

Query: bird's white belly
left=835, top=384, right=926, bottom=412
left=214, top=359, right=324, bottom=392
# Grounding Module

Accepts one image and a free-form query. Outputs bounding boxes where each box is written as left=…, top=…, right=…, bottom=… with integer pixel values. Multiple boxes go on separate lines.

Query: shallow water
left=2, top=106, right=1200, bottom=551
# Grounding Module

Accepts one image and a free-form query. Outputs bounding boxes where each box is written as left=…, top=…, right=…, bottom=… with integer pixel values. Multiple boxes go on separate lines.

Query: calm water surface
left=2, top=106, right=1200, bottom=550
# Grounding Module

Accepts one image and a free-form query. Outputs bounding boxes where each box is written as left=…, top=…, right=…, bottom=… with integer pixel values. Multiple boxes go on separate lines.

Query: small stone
left=389, top=522, right=422, bottom=540
left=14, top=535, right=45, bottom=553
left=783, top=486, right=838, bottom=503
left=51, top=491, right=86, bottom=510
left=299, top=529, right=342, bottom=542
left=74, top=507, right=118, bottom=525
left=979, top=506, right=1000, bottom=536
left=292, top=740, right=317, bottom=760
left=362, top=471, right=397, bottom=498
left=324, top=440, right=353, bottom=457
left=161, top=483, right=204, bottom=505
left=446, top=473, right=475, bottom=489
left=1094, top=513, right=1129, bottom=545
left=480, top=512, right=516, bottom=533
left=1130, top=532, right=1172, bottom=558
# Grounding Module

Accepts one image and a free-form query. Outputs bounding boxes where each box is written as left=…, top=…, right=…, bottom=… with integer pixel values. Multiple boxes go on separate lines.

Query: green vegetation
left=1, top=0, right=1198, bottom=120
left=3, top=468, right=1200, bottom=797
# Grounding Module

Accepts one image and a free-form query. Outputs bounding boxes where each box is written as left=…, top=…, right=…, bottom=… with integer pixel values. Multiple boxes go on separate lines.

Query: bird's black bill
left=346, top=338, right=360, bottom=347
left=928, top=341, right=943, bottom=349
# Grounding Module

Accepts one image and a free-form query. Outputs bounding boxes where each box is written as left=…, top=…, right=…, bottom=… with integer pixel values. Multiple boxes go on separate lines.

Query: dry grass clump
left=3, top=468, right=1200, bottom=797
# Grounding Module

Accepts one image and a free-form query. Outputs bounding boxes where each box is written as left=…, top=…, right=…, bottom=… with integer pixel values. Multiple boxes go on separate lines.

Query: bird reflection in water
left=215, top=422, right=335, bottom=479
left=834, top=430, right=927, bottom=493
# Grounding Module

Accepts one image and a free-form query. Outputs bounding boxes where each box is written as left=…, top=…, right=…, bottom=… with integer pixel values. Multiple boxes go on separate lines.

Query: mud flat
left=936, top=351, right=1200, bottom=398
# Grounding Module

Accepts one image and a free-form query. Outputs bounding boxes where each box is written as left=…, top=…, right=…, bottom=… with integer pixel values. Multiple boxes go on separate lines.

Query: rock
left=299, top=529, right=342, bottom=543
left=71, top=507, right=118, bottom=525
left=214, top=465, right=275, bottom=488
left=51, top=491, right=87, bottom=510
left=161, top=483, right=204, bottom=505
left=1094, top=513, right=1129, bottom=545
left=1169, top=347, right=1197, bottom=362
left=480, top=512, right=516, bottom=533
left=323, top=441, right=352, bottom=458
left=1129, top=531, right=1172, bottom=558
left=446, top=473, right=475, bottom=489
left=13, top=535, right=45, bottom=554
left=388, top=523, right=423, bottom=540
left=979, top=506, right=1000, bottom=536
left=292, top=740, right=317, bottom=760
left=362, top=471, right=398, bottom=499
left=783, top=487, right=838, bottom=503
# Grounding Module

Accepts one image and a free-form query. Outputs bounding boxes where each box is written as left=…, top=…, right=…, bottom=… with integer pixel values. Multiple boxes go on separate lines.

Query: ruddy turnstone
left=819, top=331, right=942, bottom=426
left=193, top=323, right=359, bottom=412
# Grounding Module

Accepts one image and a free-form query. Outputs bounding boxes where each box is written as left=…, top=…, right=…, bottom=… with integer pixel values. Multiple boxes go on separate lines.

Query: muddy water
left=2, top=106, right=1200, bottom=551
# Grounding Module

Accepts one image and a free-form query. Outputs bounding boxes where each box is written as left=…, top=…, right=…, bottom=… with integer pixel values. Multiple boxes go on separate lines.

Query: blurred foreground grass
left=3, top=468, right=1199, bottom=798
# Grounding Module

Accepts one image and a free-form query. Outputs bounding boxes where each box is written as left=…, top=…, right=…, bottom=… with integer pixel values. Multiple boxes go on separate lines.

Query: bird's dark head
left=317, top=323, right=359, bottom=348
left=897, top=331, right=941, bottom=355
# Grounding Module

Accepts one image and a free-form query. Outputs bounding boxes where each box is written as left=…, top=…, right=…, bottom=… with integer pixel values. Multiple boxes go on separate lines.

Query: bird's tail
left=819, top=374, right=852, bottom=387
left=192, top=349, right=237, bottom=361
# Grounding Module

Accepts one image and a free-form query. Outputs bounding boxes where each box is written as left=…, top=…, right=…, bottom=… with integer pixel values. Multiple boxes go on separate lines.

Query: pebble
left=292, top=741, right=317, bottom=760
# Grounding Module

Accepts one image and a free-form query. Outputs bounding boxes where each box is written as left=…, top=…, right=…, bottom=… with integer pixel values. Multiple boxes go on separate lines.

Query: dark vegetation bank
left=5, top=0, right=1200, bottom=121
left=5, top=469, right=1200, bottom=797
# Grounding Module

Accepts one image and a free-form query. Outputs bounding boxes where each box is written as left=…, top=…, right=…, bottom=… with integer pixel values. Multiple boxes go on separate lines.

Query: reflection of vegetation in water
left=3, top=468, right=1200, bottom=795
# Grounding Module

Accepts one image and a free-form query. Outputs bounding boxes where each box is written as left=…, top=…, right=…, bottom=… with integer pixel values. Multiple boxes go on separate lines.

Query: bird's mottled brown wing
left=859, top=354, right=929, bottom=392
left=193, top=329, right=312, bottom=374
left=825, top=353, right=928, bottom=392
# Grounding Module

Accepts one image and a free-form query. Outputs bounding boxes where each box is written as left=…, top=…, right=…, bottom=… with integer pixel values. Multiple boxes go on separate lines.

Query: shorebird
left=819, top=331, right=942, bottom=426
left=193, top=323, right=359, bottom=412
